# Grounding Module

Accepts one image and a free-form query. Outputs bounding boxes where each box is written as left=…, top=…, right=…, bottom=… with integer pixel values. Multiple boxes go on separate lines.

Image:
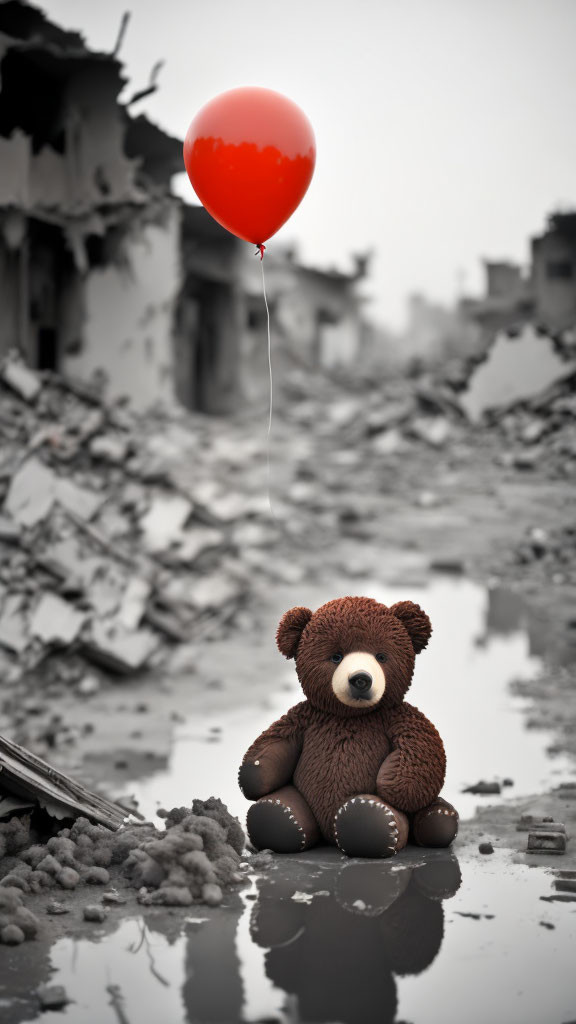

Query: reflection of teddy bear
left=250, top=854, right=462, bottom=1024
left=239, top=597, right=458, bottom=857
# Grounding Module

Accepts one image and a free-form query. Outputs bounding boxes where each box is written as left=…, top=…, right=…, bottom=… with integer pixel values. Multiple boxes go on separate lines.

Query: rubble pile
left=0, top=353, right=277, bottom=692
left=490, top=373, right=576, bottom=474
left=0, top=797, right=246, bottom=942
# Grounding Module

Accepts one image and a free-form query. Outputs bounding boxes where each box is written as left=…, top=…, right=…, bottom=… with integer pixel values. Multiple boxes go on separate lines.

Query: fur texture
left=241, top=596, right=452, bottom=846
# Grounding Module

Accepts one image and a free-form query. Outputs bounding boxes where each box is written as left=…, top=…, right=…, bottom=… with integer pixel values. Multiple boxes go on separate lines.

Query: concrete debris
left=460, top=325, right=576, bottom=422
left=140, top=493, right=193, bottom=552
left=527, top=831, right=567, bottom=854
left=463, top=780, right=502, bottom=795
left=37, top=985, right=70, bottom=1011
left=84, top=623, right=159, bottom=675
left=30, top=593, right=86, bottom=646
left=1, top=356, right=42, bottom=403
left=0, top=354, right=269, bottom=690
left=478, top=842, right=494, bottom=854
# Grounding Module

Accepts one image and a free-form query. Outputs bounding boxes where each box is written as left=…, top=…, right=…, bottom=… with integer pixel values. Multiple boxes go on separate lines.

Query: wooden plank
left=0, top=733, right=126, bottom=831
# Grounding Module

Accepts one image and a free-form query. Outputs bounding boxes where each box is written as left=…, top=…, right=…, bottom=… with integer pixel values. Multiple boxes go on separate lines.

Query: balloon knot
left=255, top=243, right=266, bottom=261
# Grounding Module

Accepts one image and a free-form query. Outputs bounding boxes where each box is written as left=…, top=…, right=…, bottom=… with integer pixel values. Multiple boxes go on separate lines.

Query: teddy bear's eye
left=330, top=653, right=343, bottom=664
left=376, top=653, right=388, bottom=663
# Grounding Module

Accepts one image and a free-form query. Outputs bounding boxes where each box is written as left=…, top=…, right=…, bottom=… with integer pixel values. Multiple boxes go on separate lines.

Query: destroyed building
left=0, top=0, right=371, bottom=417
left=0, top=0, right=183, bottom=410
left=531, top=212, right=576, bottom=333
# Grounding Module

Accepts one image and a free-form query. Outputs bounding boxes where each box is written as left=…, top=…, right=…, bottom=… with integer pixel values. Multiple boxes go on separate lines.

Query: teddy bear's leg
left=333, top=794, right=409, bottom=858
left=411, top=796, right=459, bottom=848
left=247, top=785, right=321, bottom=854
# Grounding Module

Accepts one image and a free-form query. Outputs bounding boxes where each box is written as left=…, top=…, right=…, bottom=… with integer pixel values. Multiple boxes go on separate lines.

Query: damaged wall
left=63, top=202, right=181, bottom=410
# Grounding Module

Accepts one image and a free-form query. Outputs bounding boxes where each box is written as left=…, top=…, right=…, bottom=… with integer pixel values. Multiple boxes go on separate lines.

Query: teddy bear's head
left=276, top=596, right=431, bottom=717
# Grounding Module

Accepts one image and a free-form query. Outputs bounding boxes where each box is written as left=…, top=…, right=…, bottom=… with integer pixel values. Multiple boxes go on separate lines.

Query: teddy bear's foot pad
left=412, top=798, right=459, bottom=848
left=247, top=786, right=320, bottom=853
left=334, top=796, right=409, bottom=858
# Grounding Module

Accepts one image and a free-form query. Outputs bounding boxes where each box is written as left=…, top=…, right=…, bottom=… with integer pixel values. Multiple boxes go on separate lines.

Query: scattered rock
left=83, top=904, right=107, bottom=922
left=527, top=831, right=567, bottom=854
left=46, top=900, right=70, bottom=914
left=37, top=985, right=70, bottom=1011
left=478, top=842, right=494, bottom=854
left=463, top=780, right=501, bottom=795
left=1, top=355, right=42, bottom=403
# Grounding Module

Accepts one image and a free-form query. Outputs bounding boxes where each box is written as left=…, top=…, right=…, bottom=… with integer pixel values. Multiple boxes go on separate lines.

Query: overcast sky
left=42, top=0, right=576, bottom=328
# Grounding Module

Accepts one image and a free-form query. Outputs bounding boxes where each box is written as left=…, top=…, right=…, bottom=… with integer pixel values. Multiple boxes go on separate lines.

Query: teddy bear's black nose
left=348, top=671, right=373, bottom=698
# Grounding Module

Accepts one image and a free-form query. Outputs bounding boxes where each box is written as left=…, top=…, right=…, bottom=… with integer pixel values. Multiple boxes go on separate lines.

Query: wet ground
left=2, top=561, right=576, bottom=1024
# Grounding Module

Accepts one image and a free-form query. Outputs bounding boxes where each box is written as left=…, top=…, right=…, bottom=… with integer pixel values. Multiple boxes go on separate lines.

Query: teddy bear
left=238, top=596, right=458, bottom=857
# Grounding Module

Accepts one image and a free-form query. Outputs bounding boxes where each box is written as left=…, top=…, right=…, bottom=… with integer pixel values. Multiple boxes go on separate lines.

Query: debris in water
left=83, top=904, right=107, bottom=922
left=37, top=984, right=70, bottom=1011
left=462, top=780, right=501, bottom=795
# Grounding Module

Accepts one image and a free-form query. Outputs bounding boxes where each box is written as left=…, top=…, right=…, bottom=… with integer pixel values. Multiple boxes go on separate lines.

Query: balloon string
left=259, top=250, right=275, bottom=520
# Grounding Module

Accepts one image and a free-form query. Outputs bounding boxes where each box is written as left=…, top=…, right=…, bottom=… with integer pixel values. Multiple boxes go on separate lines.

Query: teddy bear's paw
left=411, top=798, right=459, bottom=849
left=247, top=788, right=320, bottom=854
left=333, top=796, right=409, bottom=858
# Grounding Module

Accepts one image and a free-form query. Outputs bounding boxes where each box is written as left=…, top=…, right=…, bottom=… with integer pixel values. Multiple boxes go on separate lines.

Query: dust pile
left=0, top=796, right=247, bottom=944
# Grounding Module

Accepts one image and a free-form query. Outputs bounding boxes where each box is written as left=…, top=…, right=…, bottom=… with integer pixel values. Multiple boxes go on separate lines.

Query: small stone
left=463, top=780, right=501, bottom=795
left=83, top=904, right=107, bottom=922
left=102, top=890, right=128, bottom=905
left=1, top=924, right=25, bottom=945
left=527, top=831, right=566, bottom=854
left=479, top=842, right=494, bottom=855
left=37, top=985, right=69, bottom=1010
left=46, top=900, right=70, bottom=915
left=77, top=674, right=100, bottom=697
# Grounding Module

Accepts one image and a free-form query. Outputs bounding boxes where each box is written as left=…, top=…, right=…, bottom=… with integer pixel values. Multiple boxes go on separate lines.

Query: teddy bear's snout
left=331, top=652, right=386, bottom=707
left=348, top=671, right=373, bottom=699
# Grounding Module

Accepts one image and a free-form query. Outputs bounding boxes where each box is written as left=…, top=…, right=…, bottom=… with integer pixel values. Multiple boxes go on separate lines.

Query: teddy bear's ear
left=389, top=601, right=432, bottom=654
left=276, top=606, right=313, bottom=659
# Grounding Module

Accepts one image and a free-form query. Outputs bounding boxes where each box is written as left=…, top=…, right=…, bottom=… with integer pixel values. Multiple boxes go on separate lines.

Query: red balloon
left=183, top=87, right=316, bottom=246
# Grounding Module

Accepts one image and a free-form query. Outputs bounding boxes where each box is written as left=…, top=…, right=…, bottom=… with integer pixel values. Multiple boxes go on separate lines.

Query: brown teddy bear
left=239, top=596, right=458, bottom=857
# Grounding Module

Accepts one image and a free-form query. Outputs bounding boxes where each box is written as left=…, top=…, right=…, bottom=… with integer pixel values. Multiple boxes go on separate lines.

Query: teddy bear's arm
left=238, top=703, right=308, bottom=800
left=376, top=703, right=446, bottom=813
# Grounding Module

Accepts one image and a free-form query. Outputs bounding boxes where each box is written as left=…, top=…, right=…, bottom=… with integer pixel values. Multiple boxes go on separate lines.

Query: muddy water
left=34, top=850, right=576, bottom=1024
left=11, top=574, right=576, bottom=1024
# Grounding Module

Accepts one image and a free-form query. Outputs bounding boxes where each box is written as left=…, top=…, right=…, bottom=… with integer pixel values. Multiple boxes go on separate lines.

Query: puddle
left=127, top=575, right=574, bottom=824
left=13, top=850, right=576, bottom=1024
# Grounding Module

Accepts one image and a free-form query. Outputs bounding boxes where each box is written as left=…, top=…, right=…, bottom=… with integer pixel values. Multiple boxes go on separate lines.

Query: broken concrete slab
left=118, top=577, right=150, bottom=630
left=527, top=831, right=567, bottom=854
left=89, top=433, right=131, bottom=465
left=173, top=526, right=225, bottom=565
left=0, top=594, right=29, bottom=654
left=54, top=476, right=104, bottom=521
left=4, top=457, right=56, bottom=527
left=189, top=574, right=243, bottom=612
left=1, top=355, right=42, bottom=403
left=83, top=622, right=158, bottom=675
left=30, top=592, right=86, bottom=646
left=139, top=493, right=193, bottom=552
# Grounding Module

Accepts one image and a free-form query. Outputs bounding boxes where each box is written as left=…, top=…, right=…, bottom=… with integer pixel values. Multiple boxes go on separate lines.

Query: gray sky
left=43, top=0, right=576, bottom=327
